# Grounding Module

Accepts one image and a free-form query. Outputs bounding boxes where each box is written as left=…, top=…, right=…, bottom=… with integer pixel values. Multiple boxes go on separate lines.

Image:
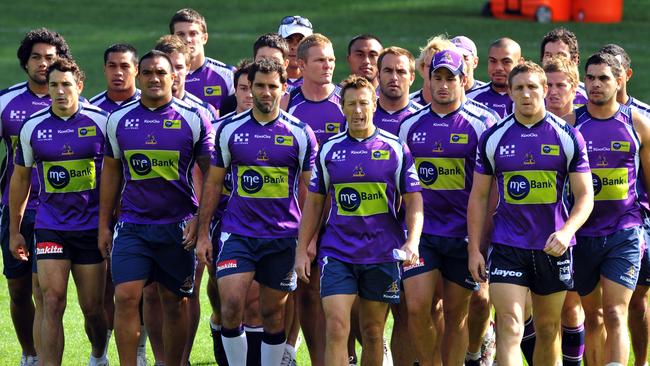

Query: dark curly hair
left=17, top=28, right=72, bottom=71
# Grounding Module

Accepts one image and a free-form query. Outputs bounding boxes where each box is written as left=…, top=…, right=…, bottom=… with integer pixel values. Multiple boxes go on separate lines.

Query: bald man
left=467, top=38, right=523, bottom=118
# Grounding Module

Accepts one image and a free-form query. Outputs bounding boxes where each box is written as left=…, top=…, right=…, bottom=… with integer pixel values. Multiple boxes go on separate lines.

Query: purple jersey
left=211, top=110, right=241, bottom=223
left=409, top=89, right=427, bottom=106
left=286, top=85, right=346, bottom=144
left=466, top=79, right=487, bottom=94
left=627, top=96, right=650, bottom=213
left=214, top=110, right=317, bottom=238
left=310, top=129, right=421, bottom=263
left=15, top=105, right=107, bottom=230
left=89, top=89, right=141, bottom=113
left=106, top=98, right=214, bottom=224
left=476, top=113, right=590, bottom=249
left=0, top=82, right=51, bottom=209
left=575, top=105, right=642, bottom=236
left=287, top=77, right=304, bottom=89
left=400, top=102, right=496, bottom=237
left=466, top=82, right=513, bottom=119
left=182, top=91, right=219, bottom=124
left=185, top=57, right=235, bottom=112
left=373, top=100, right=422, bottom=135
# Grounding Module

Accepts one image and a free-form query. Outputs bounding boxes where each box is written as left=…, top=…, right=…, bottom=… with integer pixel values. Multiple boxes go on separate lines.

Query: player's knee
left=7, top=279, right=33, bottom=305
left=42, top=289, right=66, bottom=316
left=562, top=306, right=582, bottom=326
left=496, top=313, right=524, bottom=339
left=325, top=314, right=350, bottom=341
left=603, top=303, right=627, bottom=326
left=469, top=291, right=490, bottom=314
left=360, top=322, right=384, bottom=345
left=114, top=288, right=142, bottom=310
left=629, top=292, right=649, bottom=316
left=533, top=317, right=561, bottom=341
left=220, top=293, right=246, bottom=323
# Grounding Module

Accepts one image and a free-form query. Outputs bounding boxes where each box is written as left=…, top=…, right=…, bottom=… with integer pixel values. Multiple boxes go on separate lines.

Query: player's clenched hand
left=10, top=233, right=28, bottom=261
left=544, top=229, right=571, bottom=257
left=97, top=228, right=113, bottom=259
left=182, top=216, right=198, bottom=250
left=295, top=248, right=311, bottom=284
left=196, top=236, right=213, bottom=267
left=468, top=249, right=487, bottom=283
left=400, top=239, right=419, bottom=267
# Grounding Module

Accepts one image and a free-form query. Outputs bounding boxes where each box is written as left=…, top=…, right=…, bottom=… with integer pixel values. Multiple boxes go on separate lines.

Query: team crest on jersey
left=597, top=155, right=608, bottom=167
left=432, top=141, right=444, bottom=153
left=352, top=164, right=365, bottom=177
left=256, top=149, right=269, bottom=161
left=61, top=144, right=74, bottom=156
left=523, top=152, right=535, bottom=165
left=204, top=86, right=222, bottom=96
left=145, top=134, right=157, bottom=145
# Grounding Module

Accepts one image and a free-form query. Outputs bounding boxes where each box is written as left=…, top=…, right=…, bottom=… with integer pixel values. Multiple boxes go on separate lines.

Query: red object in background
left=572, top=0, right=623, bottom=23
left=490, top=0, right=571, bottom=22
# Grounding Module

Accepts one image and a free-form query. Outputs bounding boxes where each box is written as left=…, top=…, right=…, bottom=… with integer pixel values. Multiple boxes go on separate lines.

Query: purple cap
left=451, top=36, right=478, bottom=57
left=278, top=16, right=313, bottom=38
left=431, top=49, right=465, bottom=76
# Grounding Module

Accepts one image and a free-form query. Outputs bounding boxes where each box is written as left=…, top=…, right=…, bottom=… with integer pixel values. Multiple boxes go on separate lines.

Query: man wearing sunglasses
left=278, top=15, right=313, bottom=89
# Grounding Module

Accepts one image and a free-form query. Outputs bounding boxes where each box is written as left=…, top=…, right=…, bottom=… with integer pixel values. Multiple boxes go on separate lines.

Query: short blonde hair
left=542, top=55, right=579, bottom=88
left=297, top=33, right=332, bottom=61
left=415, top=35, right=454, bottom=76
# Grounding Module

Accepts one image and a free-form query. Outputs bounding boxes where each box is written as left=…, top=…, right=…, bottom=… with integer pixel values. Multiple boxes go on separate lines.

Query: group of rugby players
left=1, top=6, right=649, bottom=366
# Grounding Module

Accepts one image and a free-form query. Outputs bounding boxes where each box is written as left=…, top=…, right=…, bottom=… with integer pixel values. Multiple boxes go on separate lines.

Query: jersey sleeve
left=105, top=114, right=121, bottom=159
left=299, top=124, right=318, bottom=172
left=15, top=123, right=34, bottom=167
left=308, top=147, right=329, bottom=195
left=474, top=131, right=494, bottom=176
left=213, top=122, right=231, bottom=168
left=398, top=141, right=422, bottom=194
left=192, top=110, right=215, bottom=159
left=567, top=127, right=590, bottom=173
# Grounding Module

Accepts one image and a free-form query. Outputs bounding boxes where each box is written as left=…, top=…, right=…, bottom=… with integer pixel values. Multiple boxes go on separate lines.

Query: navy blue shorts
left=216, top=232, right=297, bottom=292
left=111, top=221, right=196, bottom=297
left=487, top=243, right=573, bottom=295
left=319, top=256, right=401, bottom=304
left=1, top=205, right=37, bottom=278
left=574, top=226, right=643, bottom=296
left=638, top=217, right=650, bottom=287
left=34, top=228, right=104, bottom=264
left=402, top=233, right=479, bottom=291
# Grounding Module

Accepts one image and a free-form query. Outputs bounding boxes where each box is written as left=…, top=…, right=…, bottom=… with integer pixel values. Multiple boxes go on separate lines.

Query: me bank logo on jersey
left=9, top=110, right=26, bottom=121
left=204, top=86, right=222, bottom=97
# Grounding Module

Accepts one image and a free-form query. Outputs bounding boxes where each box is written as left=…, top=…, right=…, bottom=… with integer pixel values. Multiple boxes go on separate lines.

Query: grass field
left=0, top=0, right=649, bottom=364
